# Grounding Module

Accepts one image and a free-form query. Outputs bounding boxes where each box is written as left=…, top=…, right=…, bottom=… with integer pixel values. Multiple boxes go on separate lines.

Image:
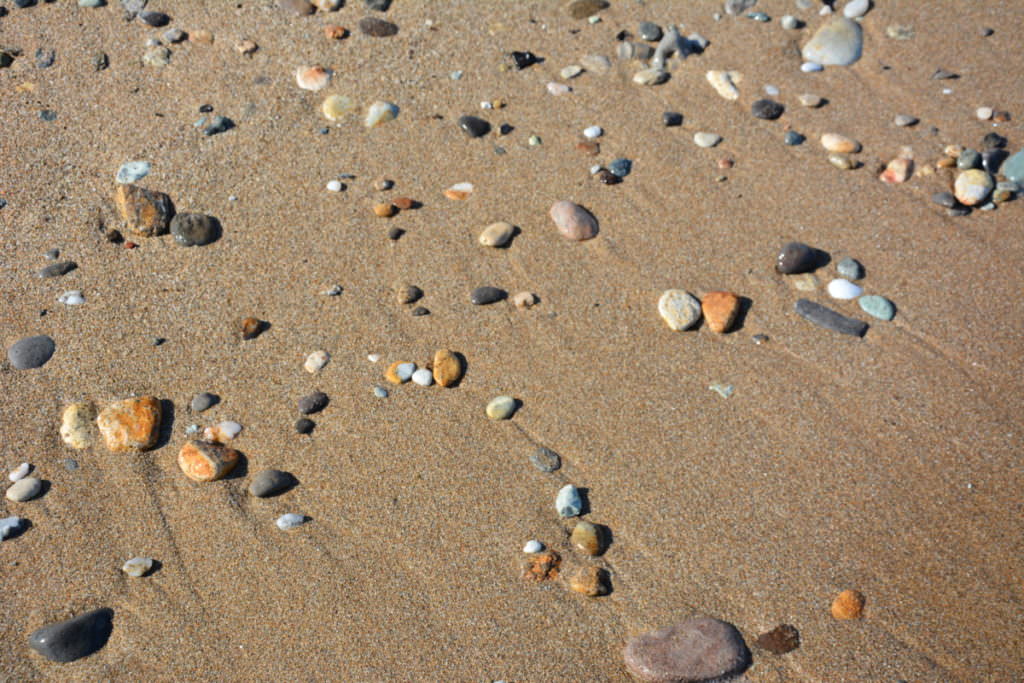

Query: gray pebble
left=471, top=286, right=507, bottom=305
left=298, top=392, right=329, bottom=415
left=638, top=22, right=662, bottom=41
left=8, top=335, right=55, bottom=369
left=931, top=192, right=957, bottom=208
left=6, top=477, right=42, bottom=502
left=373, top=386, right=388, bottom=398
left=203, top=115, right=233, bottom=136
left=190, top=392, right=218, bottom=412
left=794, top=299, right=868, bottom=337
left=28, top=609, right=114, bottom=663
left=248, top=469, right=296, bottom=497
left=138, top=10, right=170, bottom=27
left=170, top=213, right=220, bottom=246
left=784, top=131, right=804, bottom=146
left=957, top=149, right=981, bottom=170
left=751, top=99, right=784, bottom=120
left=295, top=418, right=315, bottom=434
left=162, top=28, right=186, bottom=43
left=64, top=458, right=79, bottom=471
left=836, top=257, right=864, bottom=280
left=0, top=516, right=25, bottom=540
left=531, top=446, right=562, bottom=473
left=35, top=48, right=55, bottom=69
left=608, top=158, right=632, bottom=177
left=365, top=0, right=392, bottom=10
left=38, top=261, right=77, bottom=278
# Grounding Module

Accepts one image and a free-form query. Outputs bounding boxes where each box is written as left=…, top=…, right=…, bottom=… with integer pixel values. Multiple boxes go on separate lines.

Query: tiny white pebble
left=367, top=353, right=381, bottom=363
left=8, top=463, right=30, bottom=482
left=764, top=85, right=779, bottom=96
left=523, top=540, right=543, bottom=553
left=801, top=62, right=823, bottom=73
left=589, top=164, right=602, bottom=175
left=583, top=125, right=603, bottom=139
left=411, top=368, right=433, bottom=386
left=304, top=350, right=330, bottom=373
left=546, top=82, right=571, bottom=96
left=58, top=291, right=85, bottom=305
left=204, top=420, right=242, bottom=441
left=276, top=513, right=307, bottom=530
left=449, top=70, right=463, bottom=80
left=480, top=101, right=493, bottom=110
left=942, top=88, right=953, bottom=95
left=326, top=179, right=343, bottom=192
left=122, top=556, right=153, bottom=577
left=976, top=107, right=993, bottom=120
left=228, top=195, right=238, bottom=202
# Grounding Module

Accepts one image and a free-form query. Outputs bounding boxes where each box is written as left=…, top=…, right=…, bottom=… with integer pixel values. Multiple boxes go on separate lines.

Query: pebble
left=317, top=0, right=343, bottom=9
left=780, top=15, right=799, bottom=30
left=954, top=169, right=994, bottom=206
left=580, top=54, right=611, bottom=74
left=373, top=203, right=397, bottom=218
left=566, top=0, right=609, bottom=20
left=163, top=28, right=186, bottom=43
left=546, top=82, right=572, bottom=96
left=843, top=0, right=871, bottom=18
left=396, top=284, right=422, bottom=305
left=326, top=180, right=343, bottom=192
left=28, top=608, right=114, bottom=663
left=568, top=565, right=610, bottom=597
left=122, top=557, right=153, bottom=577
left=725, top=0, right=756, bottom=15
left=58, top=291, right=85, bottom=306
left=879, top=157, right=913, bottom=184
left=411, top=368, right=433, bottom=386
left=801, top=61, right=824, bottom=73
left=364, top=101, right=399, bottom=128
left=114, top=184, right=174, bottom=237
left=9, top=463, right=30, bottom=482
left=982, top=133, right=1007, bottom=151
left=241, top=317, right=264, bottom=340
left=957, top=149, right=981, bottom=170
left=531, top=446, right=562, bottom=472
left=298, top=391, right=329, bottom=414
left=798, top=93, right=824, bottom=108
left=479, top=221, right=515, bottom=247
left=304, top=350, right=330, bottom=374
left=95, top=396, right=162, bottom=453
left=276, top=513, right=307, bottom=530
left=827, top=278, right=863, bottom=300
left=321, top=94, right=356, bottom=121
left=999, top=150, right=1024, bottom=183
left=836, top=257, right=864, bottom=280
left=560, top=65, right=583, bottom=79
left=571, top=520, right=604, bottom=555
left=633, top=68, right=668, bottom=86
left=1, top=516, right=25, bottom=541
left=202, top=115, right=233, bottom=136
left=249, top=469, right=295, bottom=497
left=549, top=201, right=598, bottom=241
left=178, top=440, right=240, bottom=482
left=802, top=17, right=862, bottom=66
left=373, top=386, right=388, bottom=398
left=701, top=291, right=741, bottom=333
left=471, top=286, right=507, bottom=305
left=458, top=115, right=490, bottom=138
left=513, top=292, right=538, bottom=309
left=784, top=131, right=805, bottom=146
left=893, top=114, right=918, bottom=127
left=663, top=111, right=683, bottom=127
left=831, top=589, right=866, bottom=619
left=142, top=46, right=171, bottom=67
left=795, top=299, right=868, bottom=337
left=39, top=261, right=77, bottom=278
left=694, top=132, right=722, bottom=148
left=658, top=290, right=702, bottom=331
left=755, top=624, right=801, bottom=654
left=556, top=484, right=583, bottom=517
left=204, top=420, right=242, bottom=443
left=295, top=65, right=331, bottom=91
left=190, top=392, right=218, bottom=413
left=820, top=133, right=861, bottom=154
left=751, top=99, right=784, bottom=120
left=6, top=477, right=42, bottom=502
left=582, top=125, right=603, bottom=139
left=443, top=182, right=474, bottom=200
left=295, top=418, right=315, bottom=434
left=624, top=618, right=751, bottom=682
left=638, top=22, right=662, bottom=41
left=60, top=402, right=96, bottom=449
left=706, top=70, right=741, bottom=100
left=116, top=160, right=151, bottom=184
left=976, top=106, right=994, bottom=121
left=828, top=153, right=856, bottom=170
left=523, top=540, right=543, bottom=554
left=858, top=295, right=895, bottom=321
left=139, top=10, right=170, bottom=26
left=486, top=396, right=517, bottom=420
left=385, top=361, right=415, bottom=384
left=359, top=17, right=398, bottom=37
left=325, top=25, right=348, bottom=39
left=170, top=213, right=220, bottom=246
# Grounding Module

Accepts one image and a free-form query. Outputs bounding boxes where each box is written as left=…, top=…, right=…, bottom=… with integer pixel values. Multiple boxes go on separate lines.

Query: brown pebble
left=178, top=440, right=240, bottom=482
left=373, top=202, right=397, bottom=218
left=114, top=183, right=174, bottom=237
left=701, top=291, right=741, bottom=333
left=936, top=157, right=956, bottom=169
left=324, top=25, right=348, bottom=39
left=443, top=188, right=471, bottom=201
left=576, top=141, right=600, bottom=156
left=596, top=169, right=621, bottom=185
left=571, top=520, right=604, bottom=556
left=755, top=624, right=801, bottom=654
left=241, top=317, right=264, bottom=340
left=520, top=550, right=560, bottom=582
left=190, top=30, right=214, bottom=44
left=993, top=111, right=1011, bottom=122
left=385, top=360, right=411, bottom=384
left=831, top=589, right=866, bottom=619
left=432, top=349, right=463, bottom=387
left=124, top=241, right=137, bottom=249
left=567, top=565, right=610, bottom=596
left=392, top=197, right=415, bottom=210
left=718, top=158, right=734, bottom=169
left=512, top=292, right=538, bottom=308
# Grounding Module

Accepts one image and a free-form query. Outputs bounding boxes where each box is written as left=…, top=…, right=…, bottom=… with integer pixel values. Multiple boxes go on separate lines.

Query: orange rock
left=567, top=565, right=610, bottom=596
left=177, top=440, right=239, bottom=482
left=324, top=25, right=348, bottom=39
left=831, top=589, right=866, bottom=619
left=392, top=197, right=415, bottom=210
left=520, top=550, right=560, bottom=582
left=96, top=396, right=162, bottom=452
left=576, top=141, right=600, bottom=156
left=701, top=291, right=741, bottom=333
left=373, top=202, right=397, bottom=217
left=241, top=317, right=264, bottom=340
left=114, top=184, right=174, bottom=237
left=432, top=349, right=463, bottom=387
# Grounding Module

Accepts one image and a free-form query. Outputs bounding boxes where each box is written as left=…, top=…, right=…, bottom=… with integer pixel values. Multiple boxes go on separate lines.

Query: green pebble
left=858, top=295, right=895, bottom=321
left=486, top=396, right=518, bottom=420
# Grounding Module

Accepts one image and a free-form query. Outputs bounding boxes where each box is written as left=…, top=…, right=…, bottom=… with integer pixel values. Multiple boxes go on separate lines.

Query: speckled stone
left=624, top=618, right=752, bottom=683
left=531, top=446, right=562, bottom=472
left=658, top=290, right=702, bottom=331
left=359, top=16, right=398, bottom=37
left=178, top=440, right=240, bottom=482
left=297, top=391, right=329, bottom=414
left=751, top=99, right=784, bottom=120
left=170, top=213, right=220, bottom=246
left=8, top=335, right=55, bottom=369
left=836, top=257, right=864, bottom=280
left=550, top=200, right=598, bottom=240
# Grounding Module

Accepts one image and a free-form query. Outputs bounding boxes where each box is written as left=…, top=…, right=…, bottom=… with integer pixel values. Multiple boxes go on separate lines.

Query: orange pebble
left=373, top=203, right=397, bottom=218
left=831, top=590, right=866, bottom=619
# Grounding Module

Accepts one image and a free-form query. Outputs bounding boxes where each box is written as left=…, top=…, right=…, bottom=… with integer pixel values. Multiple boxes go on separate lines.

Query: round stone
left=556, top=484, right=582, bottom=517
left=122, top=557, right=153, bottom=577
left=190, top=392, right=218, bottom=412
left=820, top=133, right=861, bottom=153
left=624, top=618, right=752, bottom=683
left=531, top=446, right=562, bottom=473
left=780, top=15, right=799, bottom=30
left=479, top=221, right=515, bottom=247
left=295, top=418, right=315, bottom=434
left=784, top=131, right=805, bottom=146
left=326, top=180, right=343, bottom=192
left=8, top=335, right=55, bottom=369
left=523, top=540, right=543, bottom=554
left=28, top=608, right=114, bottom=663
left=843, top=0, right=871, bottom=19
left=9, top=463, right=30, bottom=482
left=571, top=520, right=604, bottom=555
left=931, top=191, right=957, bottom=208
left=6, top=476, right=42, bottom=502
left=472, top=286, right=507, bottom=305
left=693, top=132, right=722, bottom=148
left=608, top=158, right=632, bottom=177
left=658, top=290, right=701, bottom=331
left=486, top=396, right=517, bottom=420
left=411, top=368, right=433, bottom=386
left=836, top=257, right=864, bottom=280
left=638, top=21, right=662, bottom=41
left=249, top=469, right=296, bottom=497
left=831, top=589, right=866, bottom=619
left=827, top=278, right=863, bottom=300
left=583, top=125, right=603, bottom=139
left=893, top=114, right=918, bottom=127
left=858, top=295, right=895, bottom=321
left=954, top=169, right=994, bottom=206
left=458, top=115, right=490, bottom=138
left=776, top=242, right=818, bottom=274
left=170, top=213, right=219, bottom=246
left=297, top=391, right=329, bottom=414
left=802, top=17, right=863, bottom=66
left=304, top=350, right=330, bottom=373
left=322, top=94, right=356, bottom=121
left=751, top=99, right=784, bottom=120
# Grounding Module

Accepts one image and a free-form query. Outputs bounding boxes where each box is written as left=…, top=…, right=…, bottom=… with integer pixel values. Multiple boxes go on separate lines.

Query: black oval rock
left=359, top=16, right=398, bottom=37
left=775, top=242, right=817, bottom=274
left=28, top=608, right=114, bottom=663
left=38, top=261, right=77, bottom=278
left=794, top=299, right=868, bottom=337
left=471, top=286, right=507, bottom=305
left=295, top=417, right=315, bottom=434
left=752, top=99, right=785, bottom=120
left=170, top=213, right=220, bottom=246
left=297, top=392, right=329, bottom=415
left=138, top=11, right=170, bottom=27
left=458, top=115, right=491, bottom=138
left=8, top=335, right=55, bottom=369
left=530, top=446, right=562, bottom=473
left=248, top=469, right=296, bottom=497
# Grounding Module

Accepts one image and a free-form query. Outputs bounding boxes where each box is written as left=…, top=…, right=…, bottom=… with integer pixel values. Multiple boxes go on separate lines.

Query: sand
left=1, top=1, right=1022, bottom=680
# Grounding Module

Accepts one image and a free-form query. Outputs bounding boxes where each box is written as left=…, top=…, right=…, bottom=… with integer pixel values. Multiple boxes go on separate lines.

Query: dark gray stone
left=170, top=213, right=220, bottom=246
left=28, top=608, right=113, bottom=663
left=663, top=111, right=683, bottom=127
left=138, top=10, right=169, bottom=26
left=190, top=392, right=218, bottom=412
left=609, top=158, right=632, bottom=177
left=35, top=48, right=55, bottom=69
left=458, top=115, right=491, bottom=138
left=8, top=335, right=55, bottom=369
left=38, top=261, right=77, bottom=278
left=365, top=0, right=391, bottom=10
left=775, top=242, right=817, bottom=274
left=297, top=392, right=328, bottom=415
left=794, top=299, right=868, bottom=337
left=982, top=149, right=1007, bottom=175
left=359, top=17, right=398, bottom=37
left=836, top=257, right=864, bottom=280
left=295, top=418, right=315, bottom=434
left=202, top=115, right=233, bottom=136
left=752, top=98, right=784, bottom=120
left=471, top=286, right=507, bottom=305
left=957, top=149, right=980, bottom=170
left=931, top=191, right=957, bottom=208
left=249, top=469, right=296, bottom=497
left=638, top=21, right=662, bottom=41
left=531, top=446, right=561, bottom=473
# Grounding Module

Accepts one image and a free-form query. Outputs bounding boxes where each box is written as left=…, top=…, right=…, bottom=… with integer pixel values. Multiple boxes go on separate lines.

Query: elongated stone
left=28, top=609, right=114, bottom=663
left=624, top=618, right=751, bottom=682
left=178, top=440, right=239, bottom=482
left=858, top=295, right=895, bottom=321
left=60, top=402, right=97, bottom=448
left=479, top=221, right=514, bottom=247
left=794, top=299, right=868, bottom=337
left=550, top=200, right=598, bottom=240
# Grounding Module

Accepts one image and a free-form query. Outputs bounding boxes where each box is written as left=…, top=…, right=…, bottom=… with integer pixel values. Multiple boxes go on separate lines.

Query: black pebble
left=38, top=261, right=76, bottom=278
left=663, top=111, right=683, bottom=127
left=297, top=392, right=329, bottom=415
left=359, top=17, right=398, bottom=37
left=596, top=169, right=621, bottom=185
left=499, top=123, right=514, bottom=135
left=40, top=110, right=57, bottom=121
left=982, top=149, right=1007, bottom=175
left=410, top=306, right=429, bottom=316
left=138, top=11, right=170, bottom=27
left=295, top=418, right=315, bottom=434
left=248, top=469, right=296, bottom=497
left=458, top=115, right=491, bottom=138
left=775, top=242, right=817, bottom=274
left=199, top=104, right=213, bottom=113
left=14, top=0, right=36, bottom=8
left=365, top=0, right=392, bottom=10
left=387, top=226, right=404, bottom=240
left=471, top=286, right=507, bottom=305
left=794, top=299, right=868, bottom=337
left=28, top=608, right=114, bottom=663
left=752, top=99, right=785, bottom=120
left=509, top=51, right=540, bottom=69
left=982, top=132, right=1007, bottom=150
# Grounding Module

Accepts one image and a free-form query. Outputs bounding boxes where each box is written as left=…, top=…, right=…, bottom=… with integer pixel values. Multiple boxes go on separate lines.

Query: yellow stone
left=432, top=350, right=463, bottom=387
left=321, top=94, right=355, bottom=121
left=60, top=401, right=97, bottom=449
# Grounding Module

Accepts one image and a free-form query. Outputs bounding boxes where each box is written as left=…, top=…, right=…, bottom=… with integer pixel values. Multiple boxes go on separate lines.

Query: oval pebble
left=694, top=132, right=722, bottom=148
left=954, top=169, right=994, bottom=206
left=297, top=391, right=329, bottom=414
left=549, top=200, right=598, bottom=241
left=8, top=463, right=30, bottom=482
left=624, top=618, right=752, bottom=682
left=802, top=16, right=862, bottom=66
left=858, top=295, right=895, bottom=321
left=556, top=484, right=583, bottom=518
left=471, top=286, right=507, bottom=305
left=583, top=125, right=603, bottom=139
left=486, top=396, right=517, bottom=420
left=658, top=290, right=701, bottom=331
left=304, top=350, right=330, bottom=373
left=58, top=291, right=85, bottom=305
left=827, top=278, right=863, bottom=300
left=276, top=513, right=307, bottom=530
left=8, top=335, right=55, bottom=370
left=122, top=556, right=153, bottom=577
left=531, top=446, right=562, bottom=473
left=6, top=476, right=42, bottom=502
left=364, top=100, right=399, bottom=128
left=322, top=94, right=356, bottom=121
left=479, top=221, right=515, bottom=247
left=411, top=368, right=433, bottom=386
left=249, top=469, right=296, bottom=497
left=523, top=540, right=544, bottom=554
left=821, top=133, right=861, bottom=154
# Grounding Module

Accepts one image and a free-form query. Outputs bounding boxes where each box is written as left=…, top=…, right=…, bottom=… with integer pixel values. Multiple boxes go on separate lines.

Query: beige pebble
left=321, top=94, right=355, bottom=121
left=235, top=39, right=257, bottom=56
left=798, top=93, right=824, bottom=107
left=60, top=401, right=97, bottom=449
left=828, top=153, right=858, bottom=170
left=879, top=157, right=913, bottom=184
left=296, top=65, right=331, bottom=91
left=571, top=521, right=604, bottom=556
left=820, top=133, right=861, bottom=154
left=432, top=349, right=463, bottom=387
left=976, top=106, right=993, bottom=121
left=567, top=565, right=610, bottom=596
left=479, top=221, right=515, bottom=247
left=304, top=350, right=330, bottom=373
left=706, top=70, right=742, bottom=100
left=512, top=292, right=538, bottom=308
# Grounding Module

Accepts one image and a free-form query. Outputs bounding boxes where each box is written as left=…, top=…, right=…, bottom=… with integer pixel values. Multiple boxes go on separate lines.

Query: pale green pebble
left=709, top=383, right=734, bottom=399
left=858, top=295, right=895, bottom=321
left=79, top=0, right=106, bottom=6
left=1001, top=150, right=1024, bottom=183
left=486, top=396, right=518, bottom=420
left=528, top=135, right=542, bottom=146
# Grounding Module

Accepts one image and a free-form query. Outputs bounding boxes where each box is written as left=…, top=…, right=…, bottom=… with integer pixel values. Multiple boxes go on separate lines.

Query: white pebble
left=583, top=125, right=603, bottom=139
left=693, top=132, right=722, bottom=148
left=395, top=362, right=416, bottom=381
left=480, top=101, right=493, bottom=109
left=589, top=164, right=603, bottom=175
left=546, top=82, right=571, bottom=96
left=820, top=5, right=833, bottom=14
left=326, top=179, right=343, bottom=192
left=304, top=350, right=330, bottom=373
left=8, top=463, right=30, bottom=482
left=204, top=421, right=243, bottom=442
left=560, top=65, right=583, bottom=79
left=523, top=540, right=544, bottom=554
left=780, top=15, right=799, bottom=30
left=122, top=556, right=153, bottom=578
left=764, top=85, right=780, bottom=96
left=827, top=278, right=864, bottom=300
left=276, top=513, right=307, bottom=530
left=367, top=353, right=381, bottom=363
left=801, top=61, right=824, bottom=73
left=411, top=368, right=433, bottom=386
left=58, top=291, right=85, bottom=305
left=976, top=107, right=993, bottom=121
left=843, top=0, right=871, bottom=19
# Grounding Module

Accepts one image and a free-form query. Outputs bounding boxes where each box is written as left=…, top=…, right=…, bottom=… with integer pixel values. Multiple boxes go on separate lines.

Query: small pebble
left=954, top=169, right=994, bottom=206
left=116, top=161, right=151, bottom=184
left=794, top=299, right=868, bottom=337
left=556, top=484, right=583, bottom=517
left=858, top=295, right=895, bottom=321
left=583, top=125, right=603, bottom=139
left=479, top=222, right=515, bottom=247
left=304, top=350, right=330, bottom=373
left=39, top=261, right=77, bottom=278
left=836, top=257, right=864, bottom=280
left=784, top=131, right=805, bottom=146
left=365, top=101, right=399, bottom=128
left=780, top=15, right=799, bottom=30
left=560, top=65, right=583, bottom=79
left=486, top=396, right=518, bottom=420
left=297, top=391, right=329, bottom=414
left=827, top=278, right=863, bottom=300
left=177, top=440, right=239, bottom=482
left=471, top=286, right=507, bottom=305
left=385, top=361, right=416, bottom=384
left=957, top=149, right=981, bottom=170
left=658, top=290, right=701, bottom=331
left=295, top=418, right=315, bottom=434
left=831, top=589, right=866, bottom=619
left=931, top=192, right=957, bottom=208
left=249, top=469, right=295, bottom=497
left=1, top=516, right=25, bottom=541
left=663, top=111, right=683, bottom=127
left=373, top=386, right=388, bottom=398
left=843, top=0, right=871, bottom=19
left=547, top=82, right=571, bottom=96
left=694, top=132, right=722, bottom=148
left=359, top=16, right=398, bottom=37
left=701, top=291, right=740, bottom=333
left=411, top=368, right=433, bottom=386
left=8, top=463, right=30, bottom=482
left=276, top=513, right=308, bottom=530
left=531, top=446, right=561, bottom=472
left=326, top=180, right=343, bottom=192
left=976, top=107, right=993, bottom=121
left=122, top=557, right=153, bottom=578
left=8, top=335, right=55, bottom=370
left=571, top=520, right=604, bottom=555
left=798, top=93, right=824, bottom=108
left=624, top=618, right=751, bottom=683
left=28, top=609, right=114, bottom=663
left=458, top=115, right=491, bottom=138
left=802, top=16, right=862, bottom=66
left=568, top=565, right=610, bottom=597
left=6, top=477, right=42, bottom=502
left=523, top=540, right=544, bottom=554
left=893, top=114, right=918, bottom=127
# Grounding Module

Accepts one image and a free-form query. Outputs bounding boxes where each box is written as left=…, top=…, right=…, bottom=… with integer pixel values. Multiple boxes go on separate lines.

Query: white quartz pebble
left=546, top=82, right=571, bottom=96
left=693, top=132, right=722, bottom=148
left=583, top=125, right=603, bottom=139
left=801, top=61, right=824, bottom=73
left=58, top=291, right=85, bottom=305
left=276, top=513, right=307, bottom=530
left=122, top=556, right=153, bottom=577
left=411, top=368, right=433, bottom=386
left=8, top=463, right=30, bottom=482
left=304, top=350, right=330, bottom=373
left=368, top=353, right=381, bottom=363
left=827, top=278, right=864, bottom=300
left=326, top=180, right=343, bottom=192
left=523, top=540, right=544, bottom=554
left=843, top=0, right=871, bottom=19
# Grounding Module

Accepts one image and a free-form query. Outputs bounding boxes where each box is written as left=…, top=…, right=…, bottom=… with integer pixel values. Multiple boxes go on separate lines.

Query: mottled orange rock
left=879, top=157, right=913, bottom=184
left=324, top=25, right=348, bottom=40
left=831, top=589, right=866, bottom=619
left=373, top=202, right=397, bottom=217
left=701, top=291, right=741, bottom=333
left=567, top=565, right=610, bottom=596
left=114, top=184, right=173, bottom=237
left=520, top=550, right=560, bottom=582
left=178, top=440, right=239, bottom=482
left=432, top=349, right=463, bottom=387
left=96, top=396, right=162, bottom=452
left=392, top=197, right=415, bottom=211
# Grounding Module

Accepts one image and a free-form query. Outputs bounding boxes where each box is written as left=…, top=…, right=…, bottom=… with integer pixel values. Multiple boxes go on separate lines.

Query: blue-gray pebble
left=8, top=335, right=55, bottom=369
left=836, top=257, right=864, bottom=280
left=28, top=608, right=114, bottom=663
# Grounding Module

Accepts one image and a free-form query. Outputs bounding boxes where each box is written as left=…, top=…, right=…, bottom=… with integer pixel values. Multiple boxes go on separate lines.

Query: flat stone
left=633, top=68, right=669, bottom=85
left=550, top=200, right=598, bottom=240
left=479, top=221, right=514, bottom=247
left=280, top=0, right=314, bottom=16
left=858, top=295, right=895, bottom=321
left=556, top=484, right=582, bottom=517
left=170, top=213, right=219, bottom=246
left=249, top=469, right=295, bottom=497
left=693, top=132, right=722, bottom=148
left=295, top=418, right=315, bottom=434
left=893, top=114, right=918, bottom=127
left=458, top=115, right=490, bottom=138
left=472, top=286, right=507, bottom=305
left=486, top=396, right=517, bottom=420
left=794, top=299, right=868, bottom=337
left=96, top=397, right=161, bottom=452
left=190, top=392, right=218, bottom=412
left=38, top=261, right=77, bottom=278
left=1001, top=150, right=1024, bottom=183
left=276, top=513, right=307, bottom=530
left=831, top=589, right=865, bottom=619
left=571, top=520, right=604, bottom=555
left=820, top=133, right=861, bottom=154
left=802, top=17, right=862, bottom=66
left=359, top=16, right=398, bottom=37
left=755, top=624, right=801, bottom=654
left=114, top=184, right=174, bottom=237
left=624, top=618, right=752, bottom=683
left=178, top=440, right=239, bottom=482
left=751, top=99, right=784, bottom=120
left=60, top=401, right=96, bottom=448
left=798, top=93, right=824, bottom=108
left=433, top=349, right=463, bottom=387
left=121, top=556, right=153, bottom=577
left=567, top=0, right=609, bottom=19
left=138, top=10, right=169, bottom=26
left=658, top=290, right=701, bottom=331
left=531, top=446, right=561, bottom=472
left=701, top=292, right=740, bottom=333
left=568, top=565, right=610, bottom=597
left=297, top=391, right=329, bottom=414
left=954, top=169, right=994, bottom=206
left=8, top=335, right=55, bottom=369
left=827, top=278, right=863, bottom=300
left=6, top=476, right=42, bottom=502
left=28, top=609, right=114, bottom=663
left=836, top=257, right=864, bottom=280
left=776, top=242, right=818, bottom=274
left=116, top=160, right=151, bottom=184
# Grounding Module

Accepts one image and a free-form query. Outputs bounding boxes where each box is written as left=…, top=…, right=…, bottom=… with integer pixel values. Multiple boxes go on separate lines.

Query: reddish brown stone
left=701, top=291, right=741, bottom=333
left=241, top=317, right=264, bottom=340
left=755, top=624, right=801, bottom=654
left=392, top=197, right=416, bottom=210
left=520, top=550, right=560, bottom=582
left=324, top=25, right=348, bottom=39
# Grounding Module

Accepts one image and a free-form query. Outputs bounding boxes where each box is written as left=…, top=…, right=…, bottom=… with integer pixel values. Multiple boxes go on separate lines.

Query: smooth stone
left=638, top=21, right=662, bottom=41
left=776, top=242, right=817, bottom=274
left=798, top=93, right=824, bottom=108
left=396, top=284, right=422, bottom=304
left=549, top=201, right=598, bottom=241
left=116, top=161, right=151, bottom=184
left=373, top=386, right=388, bottom=398
left=297, top=391, right=329, bottom=414
left=249, top=469, right=295, bottom=497
left=954, top=169, right=994, bottom=206
left=411, top=368, right=433, bottom=386
left=523, top=540, right=543, bottom=554
left=163, top=28, right=186, bottom=43
left=957, top=149, right=981, bottom=170
left=858, top=295, right=895, bottom=321
left=820, top=133, right=860, bottom=153
left=556, top=484, right=583, bottom=518
left=6, top=477, right=42, bottom=502
left=364, top=100, right=399, bottom=127
left=560, top=65, right=583, bottom=79
left=114, top=184, right=174, bottom=237
left=276, top=513, right=307, bottom=530
left=202, top=115, right=233, bottom=136
left=566, top=0, right=609, bottom=20
left=658, top=290, right=701, bottom=331
left=571, top=520, right=603, bottom=555
left=9, top=462, right=30, bottom=481
left=931, top=192, right=957, bottom=208
left=893, top=114, right=918, bottom=127
left=780, top=15, right=799, bottom=30
left=582, top=125, right=603, bottom=139
left=385, top=361, right=415, bottom=384
left=295, top=418, right=315, bottom=434
left=755, top=624, right=801, bottom=654
left=693, top=132, right=722, bottom=148
left=170, top=213, right=219, bottom=246
left=142, top=46, right=170, bottom=67
left=479, top=221, right=515, bottom=247
left=843, top=0, right=870, bottom=18
left=304, top=350, right=330, bottom=373
left=203, top=420, right=242, bottom=442
left=663, top=111, right=683, bottom=127
left=433, top=349, right=463, bottom=387
left=60, top=402, right=96, bottom=449
left=827, top=278, right=863, bottom=300
left=784, top=131, right=805, bottom=146
left=486, top=396, right=517, bottom=420
left=802, top=17, right=862, bottom=66
left=1, top=516, right=25, bottom=540
left=122, top=557, right=153, bottom=577
left=359, top=17, right=398, bottom=37
left=880, top=157, right=913, bottom=184
left=751, top=99, right=784, bottom=120
left=633, top=68, right=668, bottom=86
left=982, top=149, right=1007, bottom=175
left=28, top=609, right=114, bottom=663
left=836, top=257, right=864, bottom=280
left=623, top=618, right=752, bottom=683
left=58, top=291, right=85, bottom=305
left=8, top=335, right=55, bottom=370
left=568, top=565, right=610, bottom=597
left=580, top=54, right=611, bottom=73
left=1000, top=150, right=1024, bottom=183
left=178, top=440, right=239, bottom=482
left=295, top=65, right=331, bottom=91
left=315, top=0, right=343, bottom=8
left=706, top=70, right=741, bottom=100
left=190, top=392, right=218, bottom=412
left=321, top=94, right=356, bottom=121
left=96, top=396, right=162, bottom=452
left=38, top=261, right=77, bottom=278
left=530, top=447, right=561, bottom=473
left=138, top=10, right=169, bottom=26
left=795, top=299, right=868, bottom=337
left=609, top=158, right=632, bottom=177
left=458, top=115, right=490, bottom=138
left=701, top=292, right=740, bottom=333
left=471, top=286, right=507, bottom=305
